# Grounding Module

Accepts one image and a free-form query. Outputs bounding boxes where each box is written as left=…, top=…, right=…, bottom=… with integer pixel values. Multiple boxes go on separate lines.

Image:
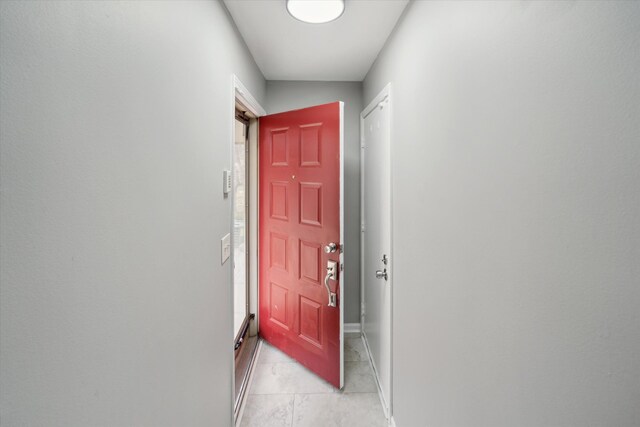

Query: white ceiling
left=223, top=0, right=409, bottom=81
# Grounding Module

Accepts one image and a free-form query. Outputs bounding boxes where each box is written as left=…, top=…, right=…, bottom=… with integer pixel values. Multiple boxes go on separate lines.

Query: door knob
left=375, top=269, right=388, bottom=281
left=324, top=242, right=338, bottom=253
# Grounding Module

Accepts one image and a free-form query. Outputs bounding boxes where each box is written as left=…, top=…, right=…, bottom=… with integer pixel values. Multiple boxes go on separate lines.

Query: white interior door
left=361, top=85, right=392, bottom=416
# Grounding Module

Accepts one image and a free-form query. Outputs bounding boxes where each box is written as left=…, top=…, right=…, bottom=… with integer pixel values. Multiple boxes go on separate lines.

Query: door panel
left=362, top=93, right=391, bottom=411
left=259, top=102, right=343, bottom=388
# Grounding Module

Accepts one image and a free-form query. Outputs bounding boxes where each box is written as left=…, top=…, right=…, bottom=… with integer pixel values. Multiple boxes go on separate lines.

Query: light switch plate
left=221, top=233, right=231, bottom=264
left=223, top=170, right=231, bottom=195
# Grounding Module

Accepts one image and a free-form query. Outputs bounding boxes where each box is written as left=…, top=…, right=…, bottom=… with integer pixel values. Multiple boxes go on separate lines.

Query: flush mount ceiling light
left=286, top=0, right=345, bottom=24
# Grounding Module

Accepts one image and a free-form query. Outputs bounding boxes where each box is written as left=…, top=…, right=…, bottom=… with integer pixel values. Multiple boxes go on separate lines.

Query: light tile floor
left=239, top=333, right=387, bottom=427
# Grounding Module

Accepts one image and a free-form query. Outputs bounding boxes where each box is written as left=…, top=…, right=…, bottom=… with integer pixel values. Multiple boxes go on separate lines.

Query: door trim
left=233, top=75, right=266, bottom=117
left=360, top=83, right=393, bottom=419
left=231, top=75, right=265, bottom=425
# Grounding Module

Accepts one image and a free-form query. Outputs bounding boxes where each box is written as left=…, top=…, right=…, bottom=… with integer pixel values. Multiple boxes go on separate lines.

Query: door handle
left=375, top=269, right=388, bottom=281
left=324, top=242, right=338, bottom=253
left=324, top=260, right=338, bottom=307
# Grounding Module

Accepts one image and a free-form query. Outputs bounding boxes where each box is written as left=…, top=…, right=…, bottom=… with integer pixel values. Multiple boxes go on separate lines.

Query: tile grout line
left=290, top=394, right=297, bottom=427
left=255, top=394, right=299, bottom=398
left=292, top=391, right=380, bottom=396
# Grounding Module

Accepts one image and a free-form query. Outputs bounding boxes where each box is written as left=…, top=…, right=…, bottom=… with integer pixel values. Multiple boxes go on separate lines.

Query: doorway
left=232, top=77, right=266, bottom=423
left=232, top=77, right=389, bottom=426
left=233, top=111, right=250, bottom=341
left=237, top=98, right=388, bottom=427
left=233, top=107, right=257, bottom=412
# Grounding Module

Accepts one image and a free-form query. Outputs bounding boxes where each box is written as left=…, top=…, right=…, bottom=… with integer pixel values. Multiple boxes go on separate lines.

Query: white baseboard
left=362, top=332, right=391, bottom=420
left=344, top=323, right=361, bottom=333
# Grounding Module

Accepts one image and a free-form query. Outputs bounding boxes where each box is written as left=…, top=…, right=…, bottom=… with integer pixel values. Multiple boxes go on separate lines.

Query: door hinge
left=361, top=222, right=365, bottom=232
left=361, top=302, right=366, bottom=317
left=360, top=138, right=365, bottom=149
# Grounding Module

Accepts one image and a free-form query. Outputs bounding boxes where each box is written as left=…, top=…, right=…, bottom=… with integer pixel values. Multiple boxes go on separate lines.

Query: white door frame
left=360, top=83, right=394, bottom=421
left=230, top=75, right=265, bottom=425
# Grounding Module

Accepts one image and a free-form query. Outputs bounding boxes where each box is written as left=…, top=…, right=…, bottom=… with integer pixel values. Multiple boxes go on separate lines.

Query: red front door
left=259, top=102, right=343, bottom=388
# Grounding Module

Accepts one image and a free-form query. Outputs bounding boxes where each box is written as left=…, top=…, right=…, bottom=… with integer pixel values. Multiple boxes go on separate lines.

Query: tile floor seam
left=249, top=393, right=303, bottom=396
left=256, top=361, right=298, bottom=364
left=340, top=391, right=379, bottom=394
left=291, top=391, right=378, bottom=396
left=290, top=393, right=297, bottom=427
left=247, top=392, right=295, bottom=396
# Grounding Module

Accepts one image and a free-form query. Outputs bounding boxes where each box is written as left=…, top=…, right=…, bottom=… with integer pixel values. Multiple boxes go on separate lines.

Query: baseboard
left=362, top=332, right=391, bottom=420
left=389, top=415, right=397, bottom=427
left=344, top=323, right=361, bottom=333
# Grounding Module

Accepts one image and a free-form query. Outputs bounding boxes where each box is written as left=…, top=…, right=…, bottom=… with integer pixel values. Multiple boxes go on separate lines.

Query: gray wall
left=0, top=1, right=265, bottom=425
left=266, top=81, right=363, bottom=324
left=364, top=1, right=640, bottom=426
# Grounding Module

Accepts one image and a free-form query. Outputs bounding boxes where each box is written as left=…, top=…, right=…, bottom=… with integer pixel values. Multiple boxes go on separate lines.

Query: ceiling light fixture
left=286, top=0, right=345, bottom=24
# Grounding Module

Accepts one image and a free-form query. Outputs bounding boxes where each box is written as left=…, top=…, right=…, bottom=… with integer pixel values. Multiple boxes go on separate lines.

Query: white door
left=361, top=85, right=392, bottom=416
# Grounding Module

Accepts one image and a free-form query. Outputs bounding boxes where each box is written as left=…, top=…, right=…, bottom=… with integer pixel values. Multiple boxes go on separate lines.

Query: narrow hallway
left=2, top=1, right=639, bottom=426
left=239, top=334, right=386, bottom=427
